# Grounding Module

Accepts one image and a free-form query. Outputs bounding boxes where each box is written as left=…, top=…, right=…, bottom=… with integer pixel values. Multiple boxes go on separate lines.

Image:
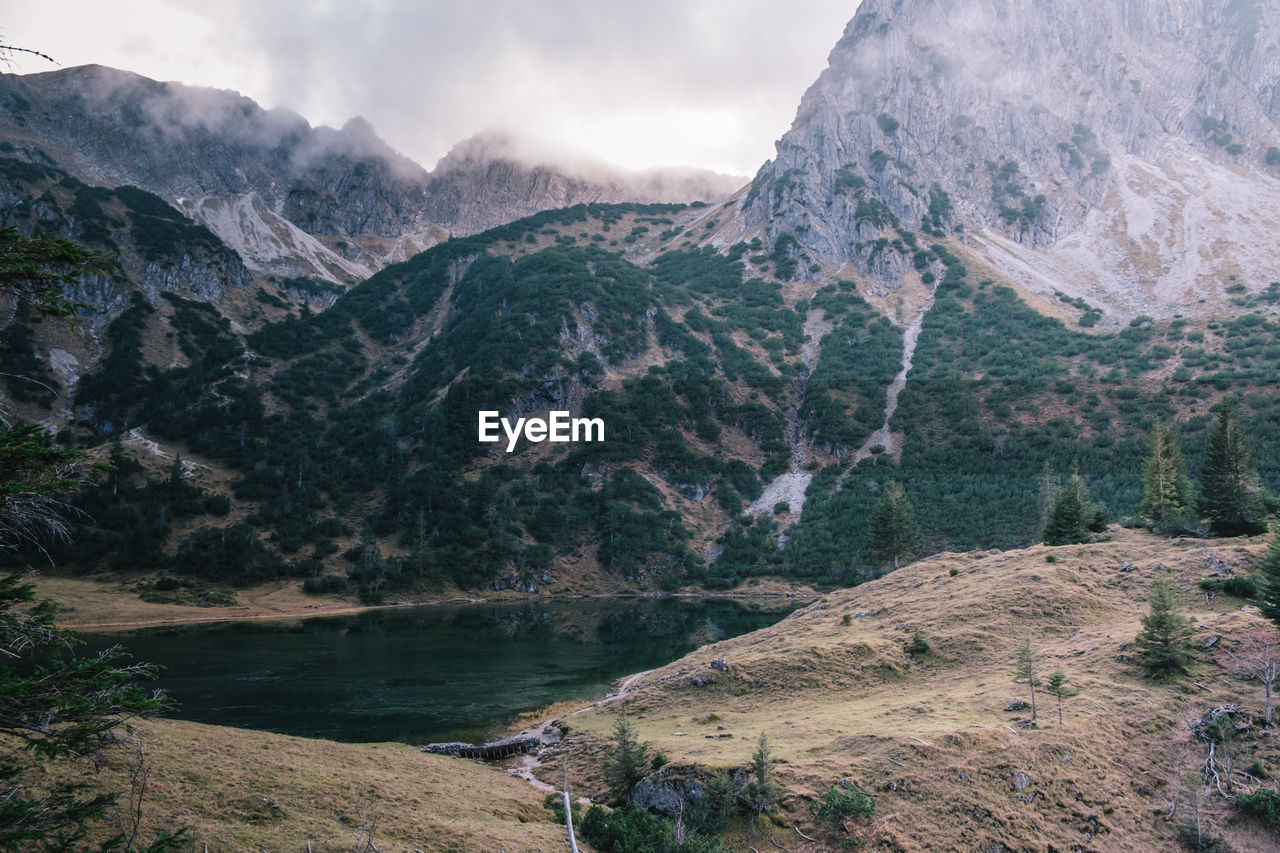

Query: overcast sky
left=2, top=1, right=858, bottom=176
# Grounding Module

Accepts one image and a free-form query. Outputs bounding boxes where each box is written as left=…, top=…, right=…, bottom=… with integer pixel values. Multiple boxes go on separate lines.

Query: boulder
left=631, top=765, right=707, bottom=817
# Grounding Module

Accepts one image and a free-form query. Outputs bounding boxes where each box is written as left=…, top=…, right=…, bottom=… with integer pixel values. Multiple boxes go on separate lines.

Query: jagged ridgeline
left=745, top=0, right=1280, bottom=320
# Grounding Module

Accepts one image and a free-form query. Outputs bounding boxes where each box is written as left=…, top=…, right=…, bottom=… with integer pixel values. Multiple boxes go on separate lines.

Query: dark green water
left=82, top=597, right=797, bottom=745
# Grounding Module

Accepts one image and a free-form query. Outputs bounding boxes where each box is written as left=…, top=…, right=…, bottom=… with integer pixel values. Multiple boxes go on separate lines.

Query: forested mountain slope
left=6, top=1, right=1280, bottom=602
left=6, top=193, right=1278, bottom=603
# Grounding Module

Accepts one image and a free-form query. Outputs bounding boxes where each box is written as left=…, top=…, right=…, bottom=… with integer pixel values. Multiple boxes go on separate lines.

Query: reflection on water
left=82, top=597, right=798, bottom=744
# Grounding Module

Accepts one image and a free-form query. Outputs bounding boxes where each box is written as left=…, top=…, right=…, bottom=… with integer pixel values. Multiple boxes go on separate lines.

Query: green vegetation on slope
left=10, top=176, right=1280, bottom=601
left=34, top=205, right=815, bottom=597
left=714, top=244, right=1280, bottom=585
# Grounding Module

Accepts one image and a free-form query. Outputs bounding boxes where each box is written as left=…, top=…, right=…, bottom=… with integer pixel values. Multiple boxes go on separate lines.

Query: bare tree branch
left=0, top=44, right=58, bottom=66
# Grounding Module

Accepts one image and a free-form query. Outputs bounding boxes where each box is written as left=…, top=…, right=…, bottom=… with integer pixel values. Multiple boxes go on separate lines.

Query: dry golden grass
left=36, top=718, right=569, bottom=852
left=538, top=527, right=1280, bottom=851
left=34, top=565, right=811, bottom=635
left=28, top=573, right=388, bottom=632
left=28, top=528, right=1280, bottom=851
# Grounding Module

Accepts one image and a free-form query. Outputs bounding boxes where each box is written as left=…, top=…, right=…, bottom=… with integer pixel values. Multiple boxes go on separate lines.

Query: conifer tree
left=1257, top=535, right=1280, bottom=631
left=0, top=226, right=100, bottom=318
left=0, top=574, right=181, bottom=850
left=1042, top=469, right=1107, bottom=546
left=1135, top=577, right=1195, bottom=679
left=411, top=510, right=431, bottom=582
left=1138, top=419, right=1195, bottom=532
left=1199, top=400, right=1268, bottom=536
left=1010, top=635, right=1040, bottom=723
left=737, top=732, right=781, bottom=825
left=1036, top=460, right=1057, bottom=529
left=603, top=716, right=649, bottom=803
left=0, top=226, right=178, bottom=848
left=1044, top=668, right=1078, bottom=725
left=866, top=481, right=922, bottom=570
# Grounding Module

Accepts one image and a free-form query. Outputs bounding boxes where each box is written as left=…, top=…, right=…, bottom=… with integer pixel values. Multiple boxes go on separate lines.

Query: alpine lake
left=81, top=597, right=802, bottom=745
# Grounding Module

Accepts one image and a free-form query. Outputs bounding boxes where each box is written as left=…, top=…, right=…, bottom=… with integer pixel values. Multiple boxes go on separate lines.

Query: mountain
left=7, top=3, right=1280, bottom=604
left=0, top=65, right=743, bottom=285
left=737, top=0, right=1280, bottom=322
left=13, top=6, right=1280, bottom=851
left=0, top=65, right=434, bottom=283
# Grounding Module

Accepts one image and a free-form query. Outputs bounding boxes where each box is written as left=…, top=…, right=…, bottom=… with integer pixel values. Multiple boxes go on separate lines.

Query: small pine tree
left=866, top=481, right=923, bottom=570
left=906, top=632, right=930, bottom=661
left=1043, top=668, right=1078, bottom=725
left=1259, top=536, right=1280, bottom=631
left=1135, top=577, right=1196, bottom=679
left=167, top=453, right=184, bottom=488
left=603, top=716, right=649, bottom=803
left=737, top=732, right=782, bottom=825
left=811, top=783, right=875, bottom=831
left=1043, top=482, right=1083, bottom=546
left=1199, top=400, right=1268, bottom=536
left=1011, top=635, right=1040, bottom=723
left=1042, top=469, right=1107, bottom=546
left=688, top=769, right=735, bottom=834
left=1138, top=419, right=1195, bottom=532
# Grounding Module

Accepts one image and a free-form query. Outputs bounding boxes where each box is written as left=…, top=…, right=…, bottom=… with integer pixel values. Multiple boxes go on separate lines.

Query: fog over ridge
left=3, top=0, right=860, bottom=175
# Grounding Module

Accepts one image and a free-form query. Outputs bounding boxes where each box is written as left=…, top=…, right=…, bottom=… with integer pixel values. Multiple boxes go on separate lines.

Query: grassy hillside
left=538, top=527, right=1280, bottom=851
left=25, top=717, right=568, bottom=852
left=39, top=527, right=1280, bottom=852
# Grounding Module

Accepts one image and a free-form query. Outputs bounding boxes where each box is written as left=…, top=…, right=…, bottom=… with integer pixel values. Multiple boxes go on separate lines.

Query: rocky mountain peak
left=0, top=65, right=439, bottom=283
left=742, top=0, right=1280, bottom=321
left=0, top=67, right=745, bottom=288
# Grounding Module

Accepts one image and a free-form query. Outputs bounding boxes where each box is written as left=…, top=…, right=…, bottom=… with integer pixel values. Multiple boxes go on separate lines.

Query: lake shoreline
left=76, top=595, right=802, bottom=746
left=35, top=572, right=818, bottom=632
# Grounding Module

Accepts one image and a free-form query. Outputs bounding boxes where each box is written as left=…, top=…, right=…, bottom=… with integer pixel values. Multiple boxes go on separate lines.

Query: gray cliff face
left=746, top=0, right=1280, bottom=319
left=139, top=253, right=250, bottom=305
left=0, top=162, right=252, bottom=319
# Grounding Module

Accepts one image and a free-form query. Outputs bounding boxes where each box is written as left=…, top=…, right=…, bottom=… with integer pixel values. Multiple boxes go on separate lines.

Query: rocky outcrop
left=0, top=159, right=253, bottom=319
left=630, top=765, right=708, bottom=817
left=140, top=253, right=250, bottom=305
left=742, top=0, right=1280, bottom=320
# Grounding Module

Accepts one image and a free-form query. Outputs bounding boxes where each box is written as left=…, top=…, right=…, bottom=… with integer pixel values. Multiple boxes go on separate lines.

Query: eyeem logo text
left=478, top=411, right=604, bottom=453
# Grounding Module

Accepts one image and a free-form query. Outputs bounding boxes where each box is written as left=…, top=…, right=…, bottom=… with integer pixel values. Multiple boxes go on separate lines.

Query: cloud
left=4, top=1, right=858, bottom=175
